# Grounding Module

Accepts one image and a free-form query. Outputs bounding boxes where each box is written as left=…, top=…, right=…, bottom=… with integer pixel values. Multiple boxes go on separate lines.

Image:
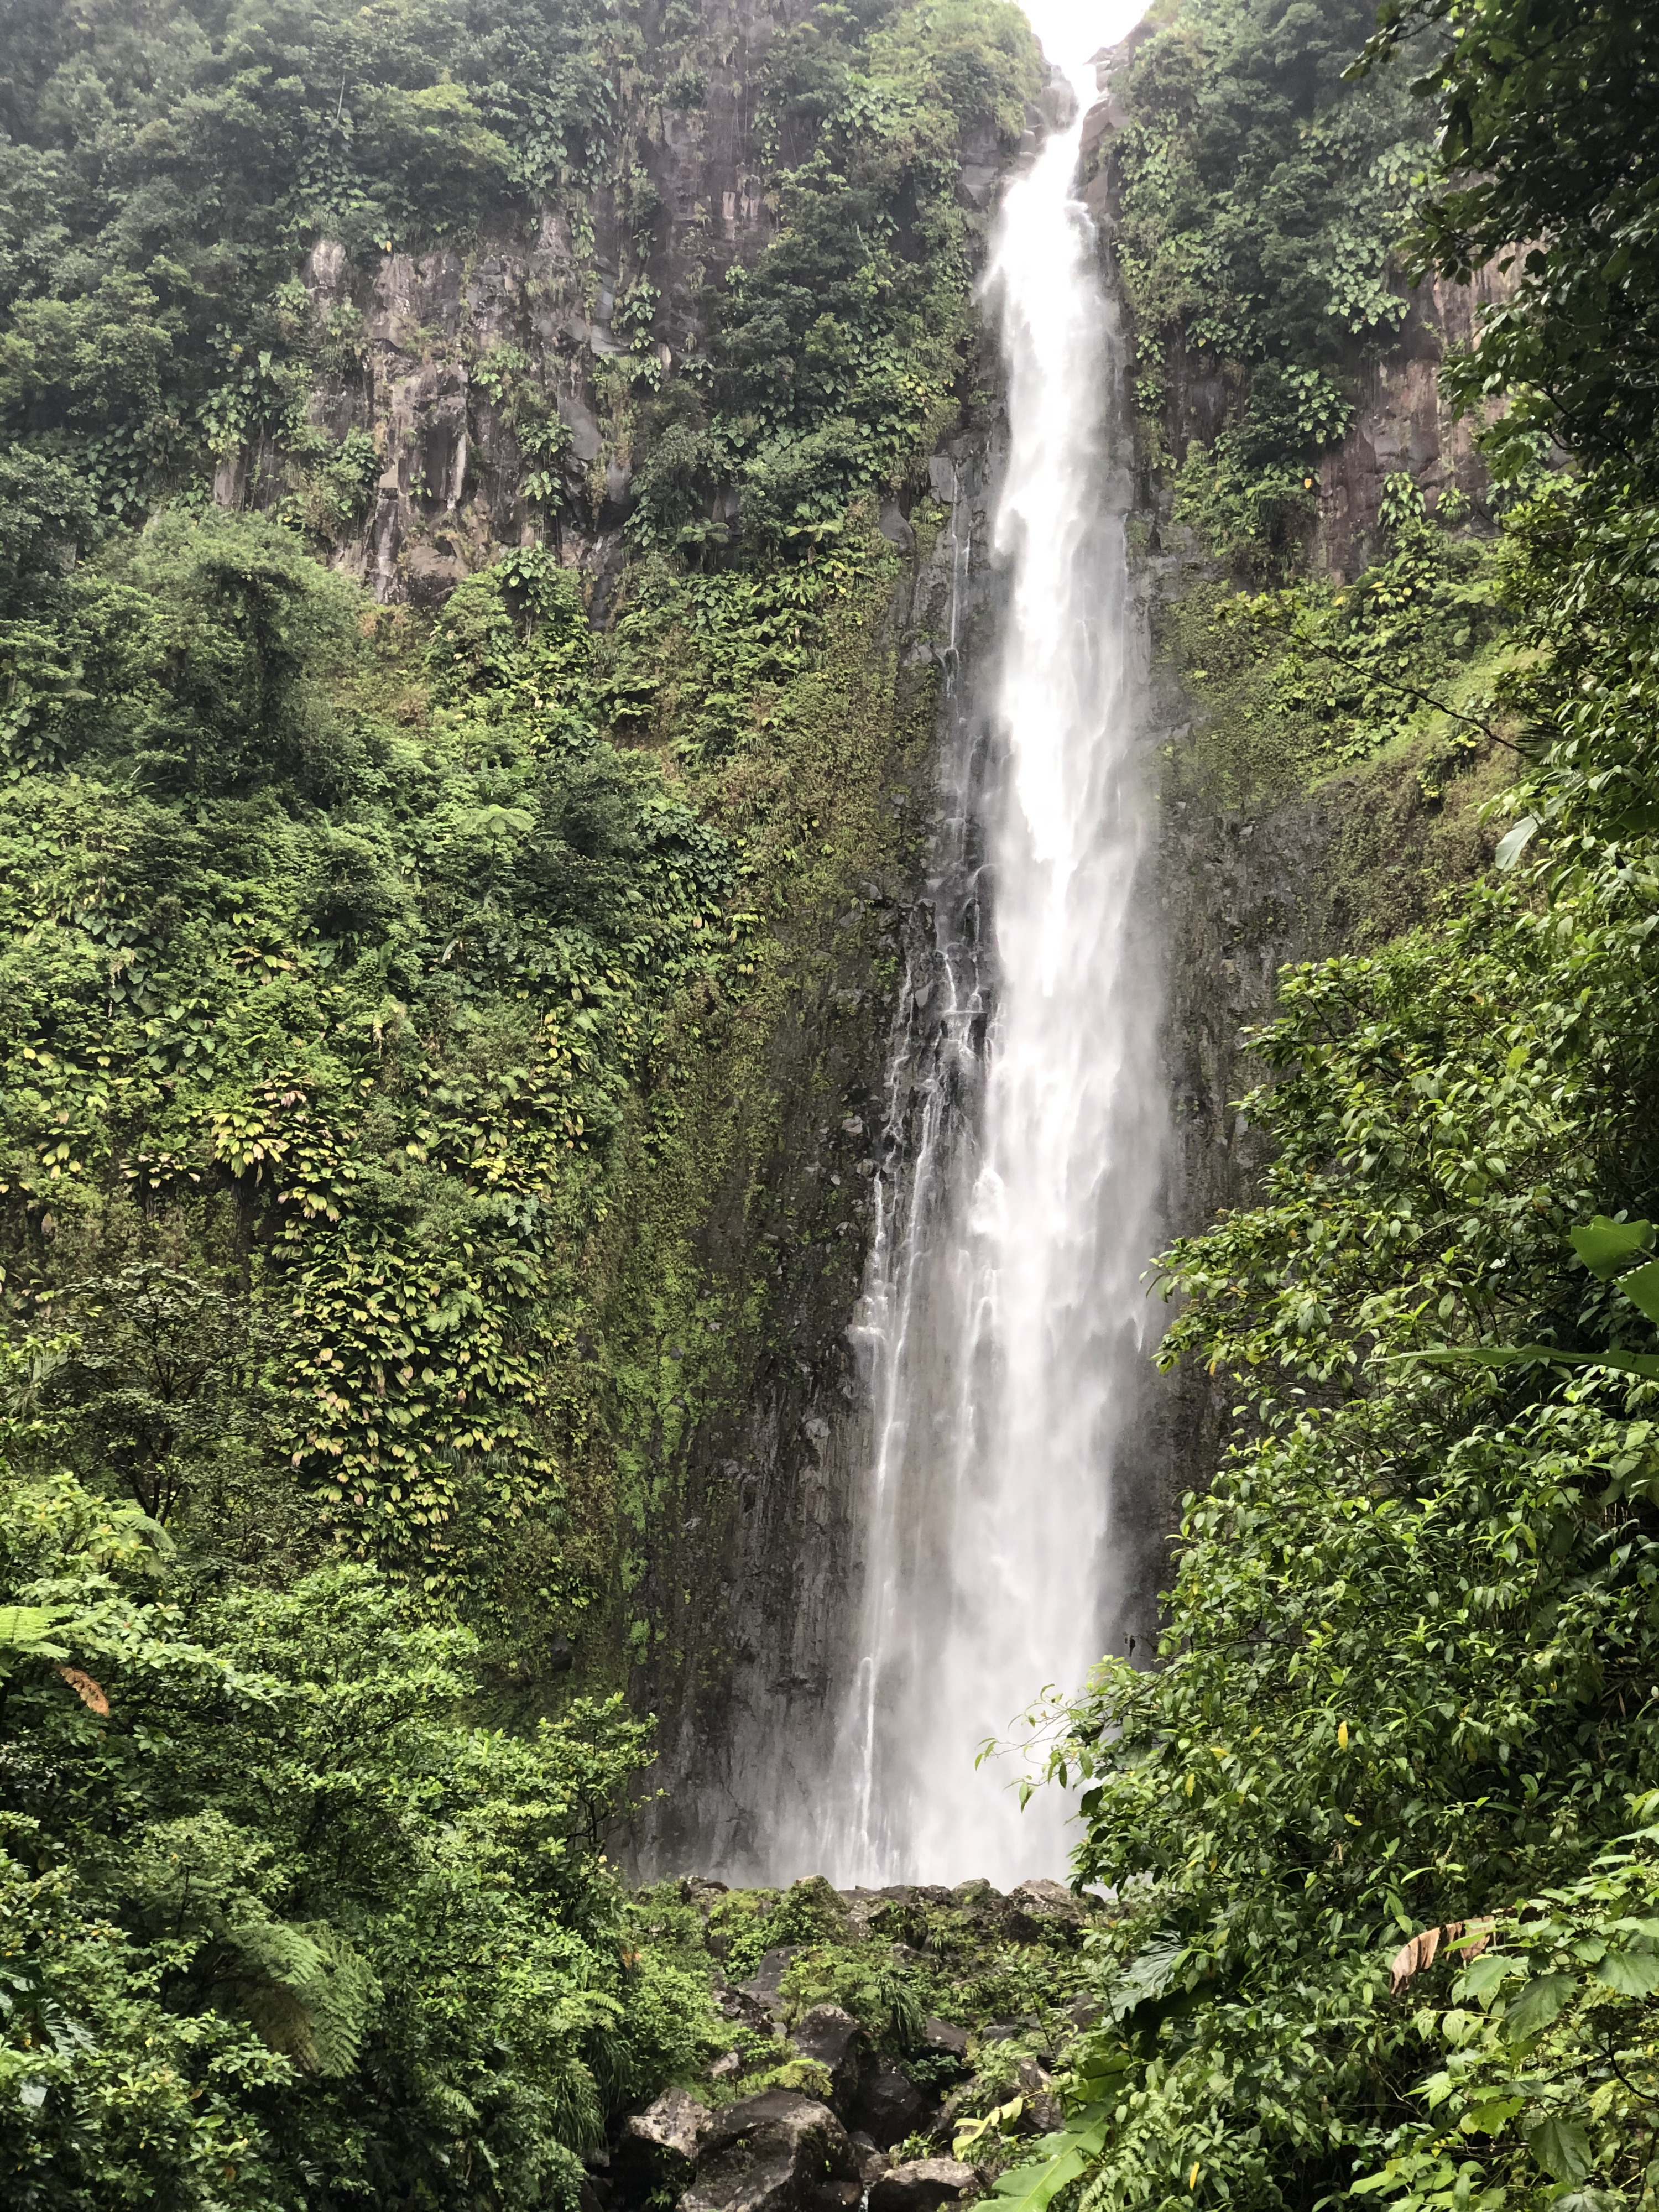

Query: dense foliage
left=0, top=0, right=1041, bottom=2197
left=634, top=0, right=1037, bottom=551
left=1104, top=0, right=1439, bottom=570
left=999, top=11, right=1659, bottom=2212
left=0, top=1413, right=713, bottom=2208
left=0, top=508, right=745, bottom=1613
left=1367, top=0, right=1659, bottom=472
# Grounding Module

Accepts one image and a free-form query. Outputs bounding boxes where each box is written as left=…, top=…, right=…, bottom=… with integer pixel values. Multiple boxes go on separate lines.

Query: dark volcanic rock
left=851, top=2057, right=929, bottom=2150
left=619, top=2088, right=713, bottom=2189
left=850, top=2132, right=889, bottom=2187
left=740, top=1945, right=799, bottom=2023
left=921, top=2018, right=969, bottom=2059
left=716, top=1977, right=782, bottom=2038
left=790, top=2005, right=868, bottom=2115
left=1007, top=1880, right=1087, bottom=1941
left=869, top=2160, right=980, bottom=2212
left=680, top=2090, right=856, bottom=2212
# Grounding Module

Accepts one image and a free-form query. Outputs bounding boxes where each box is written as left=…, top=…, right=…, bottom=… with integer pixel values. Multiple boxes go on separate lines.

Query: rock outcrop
left=678, top=2091, right=858, bottom=2212
left=790, top=2007, right=868, bottom=2117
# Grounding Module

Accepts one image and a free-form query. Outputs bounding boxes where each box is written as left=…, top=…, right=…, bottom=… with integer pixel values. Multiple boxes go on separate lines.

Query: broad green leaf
left=1460, top=2095, right=1524, bottom=2133
left=1591, top=1945, right=1659, bottom=1996
left=1408, top=1344, right=1659, bottom=1380
left=1552, top=2192, right=1625, bottom=2212
left=1494, top=815, right=1539, bottom=868
left=1617, top=1261, right=1659, bottom=1325
left=1453, top=1953, right=1517, bottom=2004
left=1105, top=1930, right=1186, bottom=2021
left=990, top=2144, right=1093, bottom=2212
left=1504, top=1971, right=1577, bottom=2037
left=1524, top=2115, right=1593, bottom=2185
left=1570, top=1217, right=1655, bottom=1280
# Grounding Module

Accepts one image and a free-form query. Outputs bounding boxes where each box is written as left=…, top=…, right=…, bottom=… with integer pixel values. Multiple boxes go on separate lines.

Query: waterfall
left=805, top=49, right=1163, bottom=1887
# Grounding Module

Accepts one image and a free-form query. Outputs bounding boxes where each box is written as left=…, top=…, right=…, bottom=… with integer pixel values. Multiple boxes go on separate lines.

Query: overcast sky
left=1019, top=0, right=1148, bottom=78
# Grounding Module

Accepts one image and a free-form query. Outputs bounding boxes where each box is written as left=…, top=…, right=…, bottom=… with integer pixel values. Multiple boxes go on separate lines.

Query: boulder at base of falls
left=740, top=1946, right=799, bottom=2024
left=850, top=2056, right=930, bottom=2149
left=714, top=1976, right=783, bottom=2039
left=921, top=2018, right=969, bottom=2060
left=617, top=2088, right=713, bottom=2191
left=869, top=2161, right=981, bottom=2212
left=849, top=2132, right=889, bottom=2187
left=790, top=2006, right=868, bottom=2116
left=1005, top=1880, right=1088, bottom=1942
left=678, top=2090, right=856, bottom=2212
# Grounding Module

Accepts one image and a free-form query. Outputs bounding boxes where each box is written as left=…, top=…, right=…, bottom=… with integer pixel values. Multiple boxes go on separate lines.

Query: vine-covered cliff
left=0, top=0, right=1040, bottom=1675
left=0, top=0, right=1044, bottom=2194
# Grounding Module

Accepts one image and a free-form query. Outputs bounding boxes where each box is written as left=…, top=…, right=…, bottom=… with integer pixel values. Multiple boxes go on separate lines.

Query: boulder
left=790, top=2006, right=867, bottom=2116
left=850, top=2057, right=929, bottom=2150
left=1007, top=1881, right=1087, bottom=1941
left=680, top=2091, right=856, bottom=2212
left=849, top=2132, right=890, bottom=2187
left=716, top=1977, right=782, bottom=2039
left=921, top=2019, right=968, bottom=2060
left=619, top=2088, right=712, bottom=2189
left=870, top=2160, right=980, bottom=2212
left=740, top=1946, right=799, bottom=2024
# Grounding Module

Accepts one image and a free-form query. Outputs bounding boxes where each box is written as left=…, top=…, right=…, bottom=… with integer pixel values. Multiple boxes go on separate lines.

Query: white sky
left=1018, top=0, right=1150, bottom=78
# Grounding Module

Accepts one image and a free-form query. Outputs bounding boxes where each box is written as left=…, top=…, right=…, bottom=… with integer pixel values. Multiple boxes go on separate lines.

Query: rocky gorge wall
left=1131, top=285, right=1512, bottom=1584
left=217, top=0, right=794, bottom=597
left=189, top=0, right=1035, bottom=1827
left=189, top=1, right=1510, bottom=1867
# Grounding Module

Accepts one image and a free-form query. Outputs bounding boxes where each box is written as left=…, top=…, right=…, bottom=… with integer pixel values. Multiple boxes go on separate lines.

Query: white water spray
left=808, top=45, right=1163, bottom=1886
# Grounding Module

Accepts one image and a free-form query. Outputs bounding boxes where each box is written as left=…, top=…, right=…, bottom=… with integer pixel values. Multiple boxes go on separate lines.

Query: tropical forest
left=3, top=0, right=1659, bottom=2210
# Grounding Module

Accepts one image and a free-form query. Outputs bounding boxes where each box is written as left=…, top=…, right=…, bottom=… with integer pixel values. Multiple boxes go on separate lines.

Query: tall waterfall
left=809, top=50, right=1164, bottom=1886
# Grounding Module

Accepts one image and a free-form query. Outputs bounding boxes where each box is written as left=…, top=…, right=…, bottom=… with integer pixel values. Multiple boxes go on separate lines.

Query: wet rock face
left=679, top=2091, right=858, bottom=2212
left=223, top=0, right=800, bottom=601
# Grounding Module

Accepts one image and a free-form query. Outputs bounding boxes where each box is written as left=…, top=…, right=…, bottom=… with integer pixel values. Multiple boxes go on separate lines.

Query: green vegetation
left=1103, top=0, right=1520, bottom=839
left=0, top=0, right=1040, bottom=1618
left=634, top=0, right=1038, bottom=552
left=0, top=1421, right=715, bottom=2208
left=634, top=1875, right=1105, bottom=2145
left=1002, top=9, right=1659, bottom=2212
left=1104, top=0, right=1437, bottom=568
left=0, top=0, right=1039, bottom=2197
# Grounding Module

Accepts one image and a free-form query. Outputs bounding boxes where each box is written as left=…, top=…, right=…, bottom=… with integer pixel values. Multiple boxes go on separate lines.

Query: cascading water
left=805, top=39, right=1164, bottom=1886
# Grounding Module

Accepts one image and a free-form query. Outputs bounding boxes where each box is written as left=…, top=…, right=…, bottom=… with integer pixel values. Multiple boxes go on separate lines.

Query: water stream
left=809, top=54, right=1163, bottom=1885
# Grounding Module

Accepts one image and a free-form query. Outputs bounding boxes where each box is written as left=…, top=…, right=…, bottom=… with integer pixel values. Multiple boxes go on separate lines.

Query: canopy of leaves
left=0, top=510, right=741, bottom=1606
left=630, top=0, right=1039, bottom=554
left=1106, top=0, right=1439, bottom=564
left=0, top=1439, right=714, bottom=2209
